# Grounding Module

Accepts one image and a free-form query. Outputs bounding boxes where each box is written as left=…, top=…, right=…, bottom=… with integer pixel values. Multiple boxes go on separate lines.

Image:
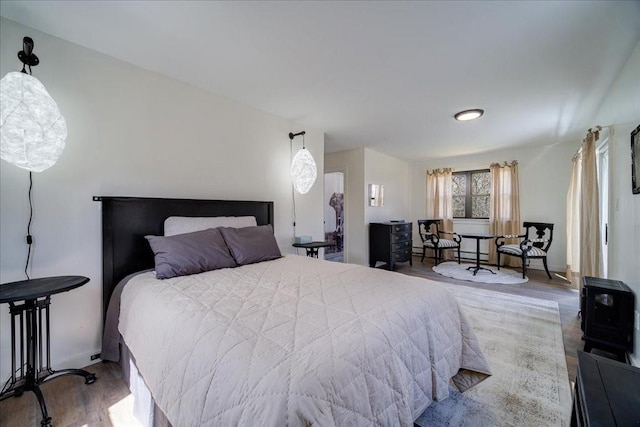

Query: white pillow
left=164, top=216, right=257, bottom=236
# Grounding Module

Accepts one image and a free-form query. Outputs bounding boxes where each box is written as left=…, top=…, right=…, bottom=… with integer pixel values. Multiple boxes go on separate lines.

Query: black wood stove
left=581, top=276, right=635, bottom=362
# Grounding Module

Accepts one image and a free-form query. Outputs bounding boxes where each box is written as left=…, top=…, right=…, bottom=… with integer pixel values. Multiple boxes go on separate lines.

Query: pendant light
left=289, top=131, right=317, bottom=194
left=1, top=37, right=67, bottom=172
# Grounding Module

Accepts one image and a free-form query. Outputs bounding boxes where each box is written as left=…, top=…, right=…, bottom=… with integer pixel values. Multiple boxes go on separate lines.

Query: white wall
left=409, top=142, right=576, bottom=274
left=364, top=148, right=411, bottom=224
left=0, top=18, right=324, bottom=377
left=591, top=41, right=640, bottom=366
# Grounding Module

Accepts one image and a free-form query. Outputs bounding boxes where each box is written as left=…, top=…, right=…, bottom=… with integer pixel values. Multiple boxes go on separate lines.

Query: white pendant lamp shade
left=1, top=71, right=67, bottom=172
left=291, top=147, right=317, bottom=194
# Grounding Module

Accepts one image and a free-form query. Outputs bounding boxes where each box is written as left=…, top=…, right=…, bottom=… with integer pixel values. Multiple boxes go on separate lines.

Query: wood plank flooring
left=1, top=256, right=586, bottom=426
left=0, top=360, right=138, bottom=427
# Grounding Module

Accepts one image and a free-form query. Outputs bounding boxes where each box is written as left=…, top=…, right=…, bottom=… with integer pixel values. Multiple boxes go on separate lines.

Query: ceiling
left=1, top=1, right=639, bottom=161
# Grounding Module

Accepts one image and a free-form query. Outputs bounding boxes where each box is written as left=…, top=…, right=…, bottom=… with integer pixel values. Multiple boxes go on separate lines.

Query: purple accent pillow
left=219, top=224, right=282, bottom=265
left=145, top=228, right=236, bottom=279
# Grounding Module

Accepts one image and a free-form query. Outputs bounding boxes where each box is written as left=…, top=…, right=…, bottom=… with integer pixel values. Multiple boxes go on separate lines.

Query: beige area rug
left=433, top=261, right=529, bottom=285
left=416, top=283, right=572, bottom=426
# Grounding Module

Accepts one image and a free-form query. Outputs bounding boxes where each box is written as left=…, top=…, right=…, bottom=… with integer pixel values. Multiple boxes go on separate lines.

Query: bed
left=96, top=196, right=491, bottom=426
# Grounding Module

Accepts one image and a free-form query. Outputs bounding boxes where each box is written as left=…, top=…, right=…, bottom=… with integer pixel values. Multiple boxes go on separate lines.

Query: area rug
left=416, top=283, right=572, bottom=426
left=433, top=261, right=528, bottom=284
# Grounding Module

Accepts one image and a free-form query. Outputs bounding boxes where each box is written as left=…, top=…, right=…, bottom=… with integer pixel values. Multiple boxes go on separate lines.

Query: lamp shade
left=291, top=147, right=317, bottom=194
left=1, top=71, right=67, bottom=172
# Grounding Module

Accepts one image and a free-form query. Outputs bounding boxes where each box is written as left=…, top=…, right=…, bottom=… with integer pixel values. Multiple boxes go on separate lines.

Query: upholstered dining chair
left=495, top=222, right=554, bottom=279
left=417, top=219, right=461, bottom=265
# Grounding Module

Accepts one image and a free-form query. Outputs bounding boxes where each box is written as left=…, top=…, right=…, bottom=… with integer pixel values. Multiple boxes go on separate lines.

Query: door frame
left=324, top=166, right=347, bottom=263
left=596, top=128, right=610, bottom=278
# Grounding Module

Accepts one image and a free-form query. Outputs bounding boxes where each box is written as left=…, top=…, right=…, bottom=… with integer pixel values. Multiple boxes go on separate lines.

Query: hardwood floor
left=0, top=360, right=138, bottom=427
left=1, top=255, right=585, bottom=426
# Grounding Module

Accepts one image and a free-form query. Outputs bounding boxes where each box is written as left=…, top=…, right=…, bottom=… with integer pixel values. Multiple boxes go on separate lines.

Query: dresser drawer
left=391, top=223, right=411, bottom=234
left=391, top=232, right=411, bottom=243
left=392, top=249, right=412, bottom=262
left=392, top=241, right=411, bottom=251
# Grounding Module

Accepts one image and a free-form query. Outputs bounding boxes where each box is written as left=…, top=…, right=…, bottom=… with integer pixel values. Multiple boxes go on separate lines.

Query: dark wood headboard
left=94, top=196, right=274, bottom=322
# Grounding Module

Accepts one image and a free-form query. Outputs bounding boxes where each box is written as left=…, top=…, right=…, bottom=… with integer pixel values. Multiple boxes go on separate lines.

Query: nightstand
left=0, top=276, right=97, bottom=427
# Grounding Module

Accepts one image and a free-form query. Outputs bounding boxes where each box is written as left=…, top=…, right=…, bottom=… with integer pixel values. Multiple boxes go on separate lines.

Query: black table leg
left=305, top=248, right=320, bottom=258
left=41, top=368, right=97, bottom=384
left=0, top=298, right=96, bottom=426
left=465, top=238, right=496, bottom=275
left=31, top=386, right=52, bottom=427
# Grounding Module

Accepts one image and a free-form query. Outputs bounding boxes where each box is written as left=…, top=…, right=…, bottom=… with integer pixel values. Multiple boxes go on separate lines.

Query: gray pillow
left=219, top=224, right=282, bottom=265
left=145, top=228, right=236, bottom=279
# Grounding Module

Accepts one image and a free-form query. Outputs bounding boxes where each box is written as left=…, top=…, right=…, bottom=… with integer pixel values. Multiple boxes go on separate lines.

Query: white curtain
left=488, top=161, right=521, bottom=266
left=426, top=168, right=454, bottom=259
left=566, top=128, right=602, bottom=286
left=566, top=154, right=581, bottom=286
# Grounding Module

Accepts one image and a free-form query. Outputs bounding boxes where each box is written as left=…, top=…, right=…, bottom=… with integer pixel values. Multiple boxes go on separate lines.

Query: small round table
left=0, top=276, right=97, bottom=427
left=292, top=241, right=333, bottom=258
left=459, top=233, right=497, bottom=276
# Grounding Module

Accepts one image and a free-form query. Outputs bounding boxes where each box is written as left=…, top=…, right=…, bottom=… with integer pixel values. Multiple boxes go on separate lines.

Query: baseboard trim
left=53, top=349, right=102, bottom=371
left=0, top=349, right=101, bottom=380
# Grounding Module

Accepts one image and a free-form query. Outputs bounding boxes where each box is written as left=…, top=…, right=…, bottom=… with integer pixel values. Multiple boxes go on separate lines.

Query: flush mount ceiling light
left=454, top=109, right=484, bottom=121
left=289, top=131, right=317, bottom=194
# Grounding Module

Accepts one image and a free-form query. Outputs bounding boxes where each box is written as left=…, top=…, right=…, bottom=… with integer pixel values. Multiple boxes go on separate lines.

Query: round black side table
left=459, top=233, right=497, bottom=276
left=292, top=241, right=333, bottom=258
left=0, top=276, right=97, bottom=426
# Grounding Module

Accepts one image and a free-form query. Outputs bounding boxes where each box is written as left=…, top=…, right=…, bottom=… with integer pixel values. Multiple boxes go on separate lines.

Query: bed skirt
left=119, top=343, right=172, bottom=427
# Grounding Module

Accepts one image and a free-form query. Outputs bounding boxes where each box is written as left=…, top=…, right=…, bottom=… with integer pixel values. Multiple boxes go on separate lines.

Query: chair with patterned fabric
left=417, top=219, right=461, bottom=265
left=495, top=222, right=554, bottom=279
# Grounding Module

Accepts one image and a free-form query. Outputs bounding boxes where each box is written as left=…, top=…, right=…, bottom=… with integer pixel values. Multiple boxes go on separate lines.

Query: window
left=452, top=169, right=491, bottom=218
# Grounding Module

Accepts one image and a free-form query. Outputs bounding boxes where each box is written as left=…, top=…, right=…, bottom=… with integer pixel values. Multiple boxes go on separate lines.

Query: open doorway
left=324, top=172, right=344, bottom=262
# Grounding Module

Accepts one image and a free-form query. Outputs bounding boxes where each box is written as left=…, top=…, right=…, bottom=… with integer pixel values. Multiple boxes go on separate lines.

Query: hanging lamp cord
left=22, top=43, right=35, bottom=279
left=25, top=172, right=34, bottom=279
left=20, top=63, right=32, bottom=75
left=290, top=138, right=297, bottom=233
left=288, top=130, right=305, bottom=250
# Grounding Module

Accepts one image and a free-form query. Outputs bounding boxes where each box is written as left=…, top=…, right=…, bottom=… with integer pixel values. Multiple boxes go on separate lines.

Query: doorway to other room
left=324, top=172, right=344, bottom=262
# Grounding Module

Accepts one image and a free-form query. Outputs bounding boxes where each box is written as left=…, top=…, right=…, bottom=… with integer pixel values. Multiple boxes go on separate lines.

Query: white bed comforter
left=119, top=255, right=491, bottom=426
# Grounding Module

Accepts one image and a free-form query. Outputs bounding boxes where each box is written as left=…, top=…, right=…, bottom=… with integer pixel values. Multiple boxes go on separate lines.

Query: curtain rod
left=573, top=124, right=611, bottom=158
left=587, top=125, right=603, bottom=136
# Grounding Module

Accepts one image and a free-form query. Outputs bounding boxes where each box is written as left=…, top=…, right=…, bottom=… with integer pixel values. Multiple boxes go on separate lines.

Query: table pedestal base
left=466, top=265, right=496, bottom=276
left=0, top=296, right=97, bottom=426
left=1, top=369, right=97, bottom=426
left=461, top=234, right=497, bottom=276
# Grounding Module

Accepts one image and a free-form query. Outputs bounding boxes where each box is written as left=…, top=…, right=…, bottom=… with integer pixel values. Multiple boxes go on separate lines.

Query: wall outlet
left=635, top=310, right=640, bottom=331
left=90, top=353, right=101, bottom=361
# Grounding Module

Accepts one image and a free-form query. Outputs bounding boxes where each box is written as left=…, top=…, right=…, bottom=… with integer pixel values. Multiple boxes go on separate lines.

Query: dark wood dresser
left=571, top=350, right=640, bottom=426
left=369, top=221, right=412, bottom=270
